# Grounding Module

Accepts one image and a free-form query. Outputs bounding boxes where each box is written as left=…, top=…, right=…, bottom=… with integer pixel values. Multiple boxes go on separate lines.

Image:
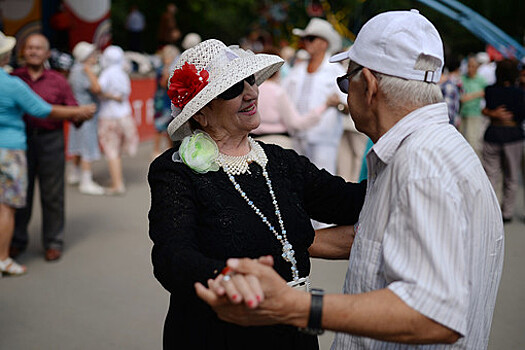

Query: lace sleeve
left=148, top=152, right=225, bottom=296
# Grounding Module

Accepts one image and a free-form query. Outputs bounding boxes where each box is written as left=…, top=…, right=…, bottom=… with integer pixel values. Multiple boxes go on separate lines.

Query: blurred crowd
left=1, top=2, right=524, bottom=278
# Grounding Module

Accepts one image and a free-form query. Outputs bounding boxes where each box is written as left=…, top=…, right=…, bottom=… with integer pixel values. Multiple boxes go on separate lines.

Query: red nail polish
left=247, top=300, right=254, bottom=307
left=256, top=295, right=261, bottom=302
left=232, top=294, right=238, bottom=301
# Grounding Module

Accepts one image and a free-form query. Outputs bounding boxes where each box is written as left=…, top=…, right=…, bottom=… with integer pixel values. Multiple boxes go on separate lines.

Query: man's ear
left=361, top=68, right=378, bottom=105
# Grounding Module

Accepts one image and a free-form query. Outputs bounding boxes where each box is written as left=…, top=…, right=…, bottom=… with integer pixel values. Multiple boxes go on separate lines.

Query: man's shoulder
left=11, top=67, right=27, bottom=78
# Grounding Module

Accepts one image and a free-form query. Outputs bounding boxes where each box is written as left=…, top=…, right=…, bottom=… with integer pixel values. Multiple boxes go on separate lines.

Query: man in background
left=10, top=33, right=78, bottom=262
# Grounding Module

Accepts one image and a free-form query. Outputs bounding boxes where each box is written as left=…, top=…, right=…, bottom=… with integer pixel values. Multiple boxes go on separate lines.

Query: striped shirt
left=332, top=103, right=504, bottom=350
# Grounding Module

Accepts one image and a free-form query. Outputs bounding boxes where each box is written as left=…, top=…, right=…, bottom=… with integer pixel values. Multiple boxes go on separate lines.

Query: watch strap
left=299, top=288, right=325, bottom=335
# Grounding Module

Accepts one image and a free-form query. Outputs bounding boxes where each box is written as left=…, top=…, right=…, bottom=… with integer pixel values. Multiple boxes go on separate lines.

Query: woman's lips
left=239, top=103, right=257, bottom=116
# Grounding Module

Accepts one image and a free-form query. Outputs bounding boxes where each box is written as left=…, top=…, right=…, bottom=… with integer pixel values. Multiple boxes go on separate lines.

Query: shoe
left=0, top=257, right=27, bottom=276
left=503, top=217, right=513, bottom=224
left=67, top=167, right=81, bottom=185
left=79, top=180, right=105, bottom=195
left=45, top=248, right=62, bottom=262
left=105, top=185, right=126, bottom=196
left=9, top=246, right=25, bottom=258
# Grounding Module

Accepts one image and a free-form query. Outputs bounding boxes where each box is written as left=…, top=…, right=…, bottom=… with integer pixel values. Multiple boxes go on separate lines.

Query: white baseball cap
left=72, top=41, right=96, bottom=62
left=330, top=9, right=444, bottom=83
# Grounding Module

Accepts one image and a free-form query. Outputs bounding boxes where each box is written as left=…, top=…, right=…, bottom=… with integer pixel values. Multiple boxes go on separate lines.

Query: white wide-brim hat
left=292, top=18, right=342, bottom=53
left=330, top=9, right=444, bottom=83
left=0, top=31, right=16, bottom=56
left=167, top=39, right=284, bottom=140
left=72, top=41, right=96, bottom=62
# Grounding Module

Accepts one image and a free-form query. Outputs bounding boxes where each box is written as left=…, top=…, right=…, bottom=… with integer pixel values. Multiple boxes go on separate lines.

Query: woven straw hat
left=72, top=41, right=96, bottom=62
left=166, top=39, right=284, bottom=140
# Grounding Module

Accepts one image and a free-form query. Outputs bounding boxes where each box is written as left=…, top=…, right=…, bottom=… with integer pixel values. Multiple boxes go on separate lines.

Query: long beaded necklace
left=216, top=137, right=299, bottom=281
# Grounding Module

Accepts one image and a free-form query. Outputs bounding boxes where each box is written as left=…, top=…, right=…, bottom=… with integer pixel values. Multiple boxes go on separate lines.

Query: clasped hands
left=195, top=256, right=308, bottom=328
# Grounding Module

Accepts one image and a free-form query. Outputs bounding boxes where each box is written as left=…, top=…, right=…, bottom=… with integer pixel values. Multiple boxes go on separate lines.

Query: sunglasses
left=336, top=66, right=363, bottom=94
left=217, top=75, right=256, bottom=100
left=303, top=35, right=319, bottom=42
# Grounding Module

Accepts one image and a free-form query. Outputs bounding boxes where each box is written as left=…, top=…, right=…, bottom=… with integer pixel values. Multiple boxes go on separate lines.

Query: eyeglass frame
left=336, top=65, right=363, bottom=94
left=217, top=74, right=256, bottom=100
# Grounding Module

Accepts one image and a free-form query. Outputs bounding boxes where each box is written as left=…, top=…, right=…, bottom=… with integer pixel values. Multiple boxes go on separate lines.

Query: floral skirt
left=98, top=116, right=139, bottom=159
left=0, top=149, right=27, bottom=208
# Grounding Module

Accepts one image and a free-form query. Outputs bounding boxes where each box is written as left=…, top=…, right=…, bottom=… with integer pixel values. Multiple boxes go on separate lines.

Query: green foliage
left=110, top=0, right=524, bottom=59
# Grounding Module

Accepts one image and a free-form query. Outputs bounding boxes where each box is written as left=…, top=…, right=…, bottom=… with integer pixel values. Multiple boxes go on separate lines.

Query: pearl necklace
left=216, top=137, right=299, bottom=281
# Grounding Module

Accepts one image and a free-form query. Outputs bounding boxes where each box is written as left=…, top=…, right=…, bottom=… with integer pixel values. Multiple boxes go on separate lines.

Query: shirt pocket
left=347, top=234, right=384, bottom=293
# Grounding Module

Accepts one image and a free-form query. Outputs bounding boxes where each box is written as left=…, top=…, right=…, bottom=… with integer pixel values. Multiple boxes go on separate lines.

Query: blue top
left=0, top=68, right=52, bottom=150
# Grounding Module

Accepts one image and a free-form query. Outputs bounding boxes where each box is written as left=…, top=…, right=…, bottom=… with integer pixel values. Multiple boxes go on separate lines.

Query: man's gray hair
left=358, top=55, right=444, bottom=110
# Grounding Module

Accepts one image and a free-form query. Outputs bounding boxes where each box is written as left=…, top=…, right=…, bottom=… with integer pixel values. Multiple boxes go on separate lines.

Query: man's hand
left=195, top=256, right=310, bottom=327
left=71, top=104, right=96, bottom=126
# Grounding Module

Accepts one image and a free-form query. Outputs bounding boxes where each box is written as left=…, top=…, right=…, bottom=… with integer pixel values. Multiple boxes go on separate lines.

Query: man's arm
left=196, top=258, right=460, bottom=344
left=308, top=225, right=354, bottom=259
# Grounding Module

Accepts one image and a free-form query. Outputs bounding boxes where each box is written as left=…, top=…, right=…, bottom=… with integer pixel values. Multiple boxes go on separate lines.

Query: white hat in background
left=167, top=39, right=283, bottom=140
left=330, top=9, right=444, bottom=83
left=182, top=33, right=202, bottom=50
left=0, top=31, right=16, bottom=56
left=72, top=41, right=96, bottom=62
left=293, top=18, right=342, bottom=53
left=476, top=52, right=490, bottom=64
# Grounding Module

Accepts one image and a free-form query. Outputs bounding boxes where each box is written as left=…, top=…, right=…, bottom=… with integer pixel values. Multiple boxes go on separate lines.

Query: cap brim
left=329, top=50, right=350, bottom=63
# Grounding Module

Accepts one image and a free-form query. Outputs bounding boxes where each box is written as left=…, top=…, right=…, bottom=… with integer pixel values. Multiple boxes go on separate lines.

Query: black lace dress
left=148, top=142, right=366, bottom=350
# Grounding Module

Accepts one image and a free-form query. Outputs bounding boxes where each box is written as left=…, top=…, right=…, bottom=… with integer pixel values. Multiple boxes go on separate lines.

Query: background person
left=459, top=55, right=488, bottom=157
left=283, top=18, right=345, bottom=175
left=148, top=39, right=366, bottom=349
left=1, top=31, right=94, bottom=275
left=481, top=59, right=525, bottom=223
left=97, top=45, right=139, bottom=195
left=67, top=41, right=105, bottom=196
left=197, top=10, right=504, bottom=350
left=10, top=33, right=80, bottom=262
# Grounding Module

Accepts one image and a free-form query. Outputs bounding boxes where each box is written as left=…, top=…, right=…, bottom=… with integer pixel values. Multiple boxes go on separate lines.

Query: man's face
left=23, top=34, right=50, bottom=67
left=345, top=62, right=369, bottom=133
left=467, top=57, right=479, bottom=78
left=302, top=35, right=328, bottom=56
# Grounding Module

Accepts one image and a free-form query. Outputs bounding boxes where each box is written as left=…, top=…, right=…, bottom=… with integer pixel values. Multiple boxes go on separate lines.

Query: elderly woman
left=148, top=39, right=366, bottom=349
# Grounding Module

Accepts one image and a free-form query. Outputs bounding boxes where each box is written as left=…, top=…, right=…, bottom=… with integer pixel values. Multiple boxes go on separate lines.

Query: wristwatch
left=299, top=288, right=325, bottom=335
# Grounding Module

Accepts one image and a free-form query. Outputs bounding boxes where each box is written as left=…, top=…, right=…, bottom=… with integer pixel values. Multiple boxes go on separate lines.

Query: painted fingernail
left=256, top=295, right=261, bottom=302
left=247, top=300, right=254, bottom=308
left=232, top=294, right=238, bottom=301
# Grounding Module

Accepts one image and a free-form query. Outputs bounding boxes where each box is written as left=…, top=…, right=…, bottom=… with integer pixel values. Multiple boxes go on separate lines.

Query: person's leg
left=500, top=141, right=523, bottom=220
left=37, top=131, right=65, bottom=252
left=13, top=136, right=37, bottom=252
left=481, top=141, right=502, bottom=201
left=107, top=156, right=124, bottom=192
left=78, top=159, right=105, bottom=195
left=0, top=203, right=15, bottom=261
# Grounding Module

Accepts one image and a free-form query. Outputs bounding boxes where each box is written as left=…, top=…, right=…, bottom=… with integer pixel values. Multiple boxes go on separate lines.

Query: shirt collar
left=16, top=66, right=51, bottom=82
left=371, top=102, right=449, bottom=165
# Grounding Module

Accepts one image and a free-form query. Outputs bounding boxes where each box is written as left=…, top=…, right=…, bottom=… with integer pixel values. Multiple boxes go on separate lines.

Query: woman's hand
left=205, top=256, right=274, bottom=308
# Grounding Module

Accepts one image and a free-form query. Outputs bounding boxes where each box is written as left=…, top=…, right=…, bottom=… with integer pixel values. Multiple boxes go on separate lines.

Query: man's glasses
left=336, top=66, right=363, bottom=94
left=303, top=35, right=319, bottom=42
left=217, top=75, right=256, bottom=100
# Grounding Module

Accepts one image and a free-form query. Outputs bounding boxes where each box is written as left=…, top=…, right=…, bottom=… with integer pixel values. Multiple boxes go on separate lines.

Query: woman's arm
left=148, top=156, right=225, bottom=295
left=84, top=64, right=102, bottom=95
left=308, top=225, right=355, bottom=259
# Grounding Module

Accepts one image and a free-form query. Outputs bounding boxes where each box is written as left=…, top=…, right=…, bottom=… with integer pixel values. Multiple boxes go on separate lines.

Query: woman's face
left=195, top=80, right=260, bottom=139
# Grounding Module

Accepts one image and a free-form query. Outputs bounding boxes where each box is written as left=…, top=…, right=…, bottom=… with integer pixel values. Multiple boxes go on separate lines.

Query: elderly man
left=284, top=18, right=345, bottom=175
left=10, top=33, right=79, bottom=262
left=196, top=10, right=504, bottom=349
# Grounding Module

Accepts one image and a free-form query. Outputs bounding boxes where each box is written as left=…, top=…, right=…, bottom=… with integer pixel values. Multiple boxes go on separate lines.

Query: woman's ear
left=361, top=68, right=378, bottom=106
left=192, top=113, right=207, bottom=128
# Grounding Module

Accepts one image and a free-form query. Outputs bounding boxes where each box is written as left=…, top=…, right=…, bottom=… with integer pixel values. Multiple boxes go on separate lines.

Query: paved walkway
left=1, top=141, right=524, bottom=349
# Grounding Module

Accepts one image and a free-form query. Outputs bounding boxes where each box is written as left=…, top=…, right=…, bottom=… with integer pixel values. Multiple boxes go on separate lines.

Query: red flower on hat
left=168, top=62, right=209, bottom=109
